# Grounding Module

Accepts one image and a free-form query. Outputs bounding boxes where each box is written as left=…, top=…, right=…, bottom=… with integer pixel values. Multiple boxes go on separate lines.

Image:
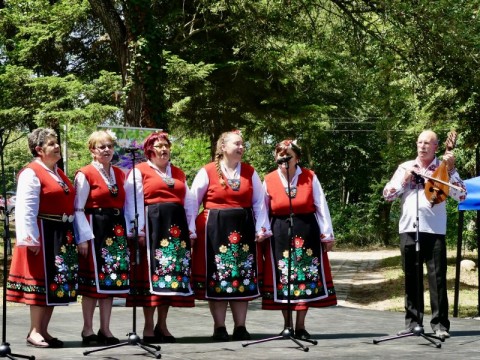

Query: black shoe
left=295, top=329, right=311, bottom=340
left=97, top=330, right=120, bottom=345
left=397, top=328, right=413, bottom=336
left=154, top=325, right=176, bottom=343
left=142, top=335, right=162, bottom=344
left=212, top=326, right=229, bottom=342
left=232, top=326, right=251, bottom=341
left=81, top=332, right=99, bottom=346
left=45, top=337, right=64, bottom=348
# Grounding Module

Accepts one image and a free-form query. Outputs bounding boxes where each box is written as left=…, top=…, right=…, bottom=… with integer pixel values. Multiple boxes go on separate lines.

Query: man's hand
left=443, top=151, right=456, bottom=171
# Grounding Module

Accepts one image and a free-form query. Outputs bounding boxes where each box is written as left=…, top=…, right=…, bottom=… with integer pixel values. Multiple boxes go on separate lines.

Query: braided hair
left=214, top=130, right=243, bottom=188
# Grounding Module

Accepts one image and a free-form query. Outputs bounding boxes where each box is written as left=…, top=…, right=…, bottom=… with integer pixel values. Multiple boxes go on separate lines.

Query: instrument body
left=424, top=131, right=457, bottom=206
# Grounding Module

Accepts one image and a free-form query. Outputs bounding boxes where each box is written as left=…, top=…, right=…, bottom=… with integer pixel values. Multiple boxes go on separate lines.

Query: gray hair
left=28, top=128, right=57, bottom=157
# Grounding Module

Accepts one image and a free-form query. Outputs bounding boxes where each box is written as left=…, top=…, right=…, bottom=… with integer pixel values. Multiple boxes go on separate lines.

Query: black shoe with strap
left=232, top=326, right=251, bottom=341
left=212, top=326, right=229, bottom=341
left=295, top=329, right=311, bottom=340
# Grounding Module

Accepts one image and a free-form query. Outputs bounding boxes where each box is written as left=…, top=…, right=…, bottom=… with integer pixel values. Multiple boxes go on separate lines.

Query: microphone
left=124, top=147, right=139, bottom=153
left=276, top=155, right=292, bottom=164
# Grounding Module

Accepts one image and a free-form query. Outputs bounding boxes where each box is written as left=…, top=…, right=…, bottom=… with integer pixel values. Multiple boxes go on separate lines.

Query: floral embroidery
left=228, top=231, right=241, bottom=244
left=209, top=230, right=257, bottom=295
left=49, top=229, right=78, bottom=300
left=151, top=224, right=191, bottom=291
left=277, top=235, right=322, bottom=299
left=98, top=224, right=130, bottom=289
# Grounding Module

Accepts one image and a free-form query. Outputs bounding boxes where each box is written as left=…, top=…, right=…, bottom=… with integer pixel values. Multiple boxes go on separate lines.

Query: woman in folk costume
left=6, top=128, right=78, bottom=348
left=124, top=131, right=196, bottom=343
left=261, top=139, right=336, bottom=340
left=190, top=130, right=272, bottom=342
left=74, top=130, right=129, bottom=346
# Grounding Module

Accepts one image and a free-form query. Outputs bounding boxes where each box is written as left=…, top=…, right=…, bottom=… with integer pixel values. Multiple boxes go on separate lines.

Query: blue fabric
left=458, top=176, right=480, bottom=210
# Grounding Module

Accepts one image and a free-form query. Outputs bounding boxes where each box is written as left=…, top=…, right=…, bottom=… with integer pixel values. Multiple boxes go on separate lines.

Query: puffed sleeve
left=190, top=167, right=209, bottom=217
left=74, top=171, right=93, bottom=244
left=312, top=174, right=334, bottom=242
left=15, top=168, right=41, bottom=247
left=183, top=181, right=197, bottom=239
left=124, top=167, right=146, bottom=237
left=251, top=170, right=272, bottom=237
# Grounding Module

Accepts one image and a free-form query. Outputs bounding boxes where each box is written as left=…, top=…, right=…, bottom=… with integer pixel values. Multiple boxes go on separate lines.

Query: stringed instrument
left=424, top=130, right=457, bottom=206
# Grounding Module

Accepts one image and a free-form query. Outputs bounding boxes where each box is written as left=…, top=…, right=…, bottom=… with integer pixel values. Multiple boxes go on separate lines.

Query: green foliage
left=2, top=0, right=480, bottom=250
left=170, top=135, right=212, bottom=184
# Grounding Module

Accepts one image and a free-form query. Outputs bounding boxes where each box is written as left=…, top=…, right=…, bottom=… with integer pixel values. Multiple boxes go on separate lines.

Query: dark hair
left=274, top=139, right=302, bottom=159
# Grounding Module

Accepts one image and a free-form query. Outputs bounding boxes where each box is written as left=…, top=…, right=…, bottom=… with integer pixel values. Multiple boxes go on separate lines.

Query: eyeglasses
left=153, top=143, right=170, bottom=149
left=97, top=144, right=114, bottom=150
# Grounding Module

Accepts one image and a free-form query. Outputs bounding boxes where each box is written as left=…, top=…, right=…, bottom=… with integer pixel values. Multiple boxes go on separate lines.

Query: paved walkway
left=329, top=249, right=399, bottom=307
left=2, top=250, right=480, bottom=360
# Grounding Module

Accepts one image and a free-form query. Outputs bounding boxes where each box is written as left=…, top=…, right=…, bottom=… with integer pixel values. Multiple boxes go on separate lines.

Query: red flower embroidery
left=299, top=283, right=306, bottom=290
left=50, top=283, right=58, bottom=291
left=209, top=280, right=216, bottom=287
left=170, top=225, right=181, bottom=238
left=228, top=231, right=241, bottom=244
left=277, top=283, right=283, bottom=290
left=121, top=273, right=128, bottom=280
left=99, top=273, right=105, bottom=280
left=66, top=230, right=74, bottom=244
left=114, top=225, right=125, bottom=237
left=177, top=275, right=183, bottom=281
left=317, top=281, right=323, bottom=287
left=232, top=280, right=239, bottom=288
left=152, top=275, right=159, bottom=282
left=294, top=237, right=304, bottom=248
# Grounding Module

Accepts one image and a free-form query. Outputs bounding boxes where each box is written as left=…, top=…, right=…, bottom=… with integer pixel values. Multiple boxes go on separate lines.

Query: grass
left=346, top=249, right=480, bottom=318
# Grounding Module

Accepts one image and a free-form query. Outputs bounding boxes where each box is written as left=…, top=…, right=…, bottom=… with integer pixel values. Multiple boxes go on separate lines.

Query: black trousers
left=400, top=232, right=449, bottom=332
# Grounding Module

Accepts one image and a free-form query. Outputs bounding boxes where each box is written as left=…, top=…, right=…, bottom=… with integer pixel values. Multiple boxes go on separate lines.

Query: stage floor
left=2, top=300, right=480, bottom=360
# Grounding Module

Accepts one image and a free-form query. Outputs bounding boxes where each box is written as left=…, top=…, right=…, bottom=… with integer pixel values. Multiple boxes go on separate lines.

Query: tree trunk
left=88, top=0, right=163, bottom=128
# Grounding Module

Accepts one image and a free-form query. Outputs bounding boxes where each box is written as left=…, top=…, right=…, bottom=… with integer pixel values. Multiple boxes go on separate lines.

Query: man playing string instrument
left=383, top=130, right=466, bottom=339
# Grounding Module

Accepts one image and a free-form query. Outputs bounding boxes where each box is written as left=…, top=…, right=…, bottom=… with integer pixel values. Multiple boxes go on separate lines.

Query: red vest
left=203, top=162, right=254, bottom=209
left=264, top=167, right=316, bottom=216
left=27, top=161, right=75, bottom=215
left=77, top=164, right=125, bottom=209
left=136, top=162, right=186, bottom=205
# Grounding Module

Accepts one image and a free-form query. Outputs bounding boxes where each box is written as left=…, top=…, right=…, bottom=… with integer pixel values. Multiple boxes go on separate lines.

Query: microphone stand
left=243, top=159, right=317, bottom=352
left=0, top=128, right=35, bottom=359
left=373, top=172, right=442, bottom=348
left=84, top=148, right=161, bottom=358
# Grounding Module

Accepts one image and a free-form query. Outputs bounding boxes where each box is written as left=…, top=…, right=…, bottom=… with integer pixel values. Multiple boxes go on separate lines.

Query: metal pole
left=453, top=210, right=464, bottom=317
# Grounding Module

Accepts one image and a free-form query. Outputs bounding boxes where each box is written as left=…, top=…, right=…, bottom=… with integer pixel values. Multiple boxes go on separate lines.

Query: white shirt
left=263, top=166, right=335, bottom=242
left=15, top=161, right=64, bottom=247
left=190, top=164, right=272, bottom=237
left=124, top=160, right=196, bottom=238
left=73, top=162, right=122, bottom=244
left=383, top=157, right=466, bottom=234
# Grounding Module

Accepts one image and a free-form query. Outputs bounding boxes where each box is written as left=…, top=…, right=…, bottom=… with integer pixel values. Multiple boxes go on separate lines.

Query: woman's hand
left=78, top=242, right=89, bottom=257
left=255, top=234, right=267, bottom=243
left=27, top=246, right=41, bottom=255
left=323, top=241, right=334, bottom=252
